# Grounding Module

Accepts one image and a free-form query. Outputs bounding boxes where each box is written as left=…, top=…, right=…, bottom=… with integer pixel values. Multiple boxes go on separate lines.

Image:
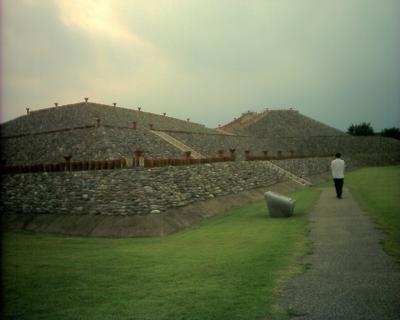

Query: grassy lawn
left=2, top=187, right=320, bottom=320
left=345, top=165, right=400, bottom=260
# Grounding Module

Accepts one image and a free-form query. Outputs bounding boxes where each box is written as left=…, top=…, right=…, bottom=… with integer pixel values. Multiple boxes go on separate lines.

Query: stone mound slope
left=0, top=102, right=218, bottom=136
left=221, top=109, right=345, bottom=137
left=220, top=111, right=269, bottom=132
left=0, top=102, right=221, bottom=164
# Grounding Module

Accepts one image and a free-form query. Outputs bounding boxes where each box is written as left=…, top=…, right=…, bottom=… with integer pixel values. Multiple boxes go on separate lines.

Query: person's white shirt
left=331, top=158, right=345, bottom=179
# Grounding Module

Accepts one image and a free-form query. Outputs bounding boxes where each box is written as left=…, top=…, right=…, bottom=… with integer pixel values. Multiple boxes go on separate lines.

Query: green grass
left=3, top=166, right=400, bottom=320
left=345, top=166, right=400, bottom=260
left=2, top=187, right=320, bottom=320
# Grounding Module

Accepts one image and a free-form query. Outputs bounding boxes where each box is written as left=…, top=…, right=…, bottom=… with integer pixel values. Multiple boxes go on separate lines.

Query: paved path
left=279, top=187, right=400, bottom=320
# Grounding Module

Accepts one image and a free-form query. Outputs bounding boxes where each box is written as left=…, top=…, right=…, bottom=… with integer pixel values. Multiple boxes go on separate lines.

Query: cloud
left=53, top=1, right=173, bottom=99
left=1, top=0, right=399, bottom=130
left=1, top=0, right=174, bottom=121
left=55, top=0, right=143, bottom=47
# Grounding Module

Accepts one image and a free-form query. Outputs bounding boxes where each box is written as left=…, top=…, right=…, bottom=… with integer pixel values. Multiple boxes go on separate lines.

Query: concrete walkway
left=279, top=187, right=400, bottom=320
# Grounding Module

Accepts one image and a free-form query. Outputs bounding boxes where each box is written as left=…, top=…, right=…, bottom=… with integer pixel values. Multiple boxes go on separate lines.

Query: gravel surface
left=279, top=187, right=400, bottom=320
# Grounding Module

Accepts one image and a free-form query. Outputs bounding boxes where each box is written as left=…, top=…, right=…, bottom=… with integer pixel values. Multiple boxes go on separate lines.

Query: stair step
left=150, top=130, right=205, bottom=159
left=266, top=161, right=312, bottom=186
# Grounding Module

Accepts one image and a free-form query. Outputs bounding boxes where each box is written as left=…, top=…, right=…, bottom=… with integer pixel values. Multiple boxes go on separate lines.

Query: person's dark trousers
left=333, top=178, right=344, bottom=198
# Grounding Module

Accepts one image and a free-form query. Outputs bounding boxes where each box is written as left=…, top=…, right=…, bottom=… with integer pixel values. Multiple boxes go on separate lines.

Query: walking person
left=331, top=153, right=345, bottom=199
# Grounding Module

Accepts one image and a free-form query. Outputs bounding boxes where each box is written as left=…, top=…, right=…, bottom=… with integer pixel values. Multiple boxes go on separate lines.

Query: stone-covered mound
left=0, top=102, right=218, bottom=136
left=1, top=102, right=400, bottom=165
left=1, top=101, right=400, bottom=238
left=0, top=102, right=225, bottom=165
left=2, top=102, right=400, bottom=165
left=221, top=109, right=345, bottom=137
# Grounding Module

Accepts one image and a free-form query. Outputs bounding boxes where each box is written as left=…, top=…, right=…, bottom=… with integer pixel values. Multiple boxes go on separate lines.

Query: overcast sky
left=1, top=0, right=399, bottom=131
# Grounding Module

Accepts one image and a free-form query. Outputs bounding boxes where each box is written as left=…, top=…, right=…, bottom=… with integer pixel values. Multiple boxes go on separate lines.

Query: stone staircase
left=215, top=128, right=237, bottom=135
left=150, top=130, right=205, bottom=159
left=266, top=161, right=312, bottom=186
left=221, top=111, right=269, bottom=132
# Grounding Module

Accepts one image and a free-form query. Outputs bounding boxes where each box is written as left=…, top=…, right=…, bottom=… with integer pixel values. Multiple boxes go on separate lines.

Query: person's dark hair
left=335, top=153, right=341, bottom=158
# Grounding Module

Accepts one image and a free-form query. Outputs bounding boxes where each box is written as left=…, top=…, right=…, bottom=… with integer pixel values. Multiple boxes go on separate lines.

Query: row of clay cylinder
left=1, top=159, right=127, bottom=174
left=0, top=150, right=314, bottom=174
left=143, top=156, right=234, bottom=168
left=245, top=150, right=296, bottom=160
left=0, top=152, right=236, bottom=174
left=95, top=120, right=194, bottom=130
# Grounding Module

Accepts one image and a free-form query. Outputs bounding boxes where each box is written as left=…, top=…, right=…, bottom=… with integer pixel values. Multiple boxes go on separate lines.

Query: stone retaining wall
left=169, top=132, right=400, bottom=160
left=2, top=156, right=398, bottom=219
left=270, top=154, right=400, bottom=178
left=270, top=158, right=332, bottom=177
left=1, top=158, right=333, bottom=217
left=343, top=153, right=400, bottom=167
left=281, top=136, right=400, bottom=157
left=3, top=127, right=399, bottom=166
left=168, top=132, right=288, bottom=160
left=1, top=127, right=183, bottom=165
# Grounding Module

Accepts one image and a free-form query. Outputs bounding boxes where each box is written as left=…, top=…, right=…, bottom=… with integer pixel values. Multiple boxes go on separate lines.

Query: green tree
left=381, top=127, right=400, bottom=140
left=347, top=122, right=374, bottom=136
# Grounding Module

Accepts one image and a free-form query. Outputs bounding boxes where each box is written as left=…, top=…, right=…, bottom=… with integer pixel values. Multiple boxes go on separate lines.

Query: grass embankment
left=3, top=187, right=320, bottom=320
left=345, top=166, right=400, bottom=260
